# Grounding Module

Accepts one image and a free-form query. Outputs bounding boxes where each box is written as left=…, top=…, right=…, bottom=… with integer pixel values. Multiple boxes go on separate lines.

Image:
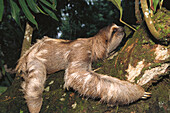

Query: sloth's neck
left=91, top=35, right=108, bottom=61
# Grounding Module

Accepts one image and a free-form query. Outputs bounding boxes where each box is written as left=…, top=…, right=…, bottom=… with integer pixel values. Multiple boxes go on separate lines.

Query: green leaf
left=40, top=0, right=56, bottom=10
left=149, top=0, right=154, bottom=11
left=36, top=6, right=47, bottom=15
left=153, top=0, right=159, bottom=12
left=26, top=0, right=40, bottom=13
left=109, top=0, right=123, bottom=19
left=0, top=86, right=7, bottom=95
left=0, top=0, right=4, bottom=21
left=50, top=0, right=57, bottom=9
left=40, top=3, right=58, bottom=21
left=19, top=0, right=38, bottom=28
left=9, top=0, right=21, bottom=26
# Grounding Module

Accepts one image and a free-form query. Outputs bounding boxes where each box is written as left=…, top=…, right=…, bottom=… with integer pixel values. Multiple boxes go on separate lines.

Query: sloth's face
left=107, top=24, right=125, bottom=54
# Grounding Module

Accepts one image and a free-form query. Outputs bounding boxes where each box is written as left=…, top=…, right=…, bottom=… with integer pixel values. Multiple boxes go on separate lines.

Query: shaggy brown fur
left=16, top=23, right=149, bottom=113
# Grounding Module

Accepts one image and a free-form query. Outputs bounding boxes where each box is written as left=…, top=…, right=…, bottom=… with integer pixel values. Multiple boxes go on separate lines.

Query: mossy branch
left=140, top=0, right=161, bottom=40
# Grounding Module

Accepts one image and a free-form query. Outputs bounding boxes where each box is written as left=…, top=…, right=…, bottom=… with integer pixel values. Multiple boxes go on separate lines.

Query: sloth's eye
left=112, top=28, right=117, bottom=34
left=111, top=28, right=117, bottom=37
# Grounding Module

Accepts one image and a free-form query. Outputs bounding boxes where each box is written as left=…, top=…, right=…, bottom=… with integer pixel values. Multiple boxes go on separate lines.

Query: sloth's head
left=106, top=23, right=125, bottom=54
left=92, top=23, right=125, bottom=60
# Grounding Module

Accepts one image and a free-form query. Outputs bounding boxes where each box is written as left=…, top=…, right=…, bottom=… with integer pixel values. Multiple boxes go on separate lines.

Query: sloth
left=16, top=23, right=151, bottom=113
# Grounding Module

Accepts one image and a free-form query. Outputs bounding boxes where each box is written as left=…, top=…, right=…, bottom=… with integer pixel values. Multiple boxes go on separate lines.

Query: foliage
left=149, top=0, right=163, bottom=12
left=110, top=0, right=165, bottom=42
left=0, top=0, right=58, bottom=28
left=59, top=0, right=120, bottom=40
left=109, top=0, right=122, bottom=19
left=0, top=0, right=59, bottom=88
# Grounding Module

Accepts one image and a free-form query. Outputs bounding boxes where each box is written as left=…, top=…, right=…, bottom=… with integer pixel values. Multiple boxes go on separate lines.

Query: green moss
left=153, top=8, right=170, bottom=44
left=119, top=70, right=123, bottom=75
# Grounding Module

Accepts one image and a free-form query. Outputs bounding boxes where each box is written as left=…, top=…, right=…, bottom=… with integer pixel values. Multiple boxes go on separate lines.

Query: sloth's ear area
left=108, top=24, right=119, bottom=40
left=110, top=24, right=119, bottom=35
left=110, top=24, right=119, bottom=31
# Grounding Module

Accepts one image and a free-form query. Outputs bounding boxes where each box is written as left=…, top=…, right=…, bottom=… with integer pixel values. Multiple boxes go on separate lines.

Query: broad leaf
left=40, top=0, right=56, bottom=10
left=26, top=0, right=40, bottom=13
left=40, top=3, right=58, bottom=21
left=153, top=0, right=159, bottom=12
left=9, top=0, right=21, bottom=26
left=0, top=0, right=4, bottom=21
left=149, top=0, right=154, bottom=11
left=19, top=0, right=38, bottom=28
left=109, top=0, right=123, bottom=19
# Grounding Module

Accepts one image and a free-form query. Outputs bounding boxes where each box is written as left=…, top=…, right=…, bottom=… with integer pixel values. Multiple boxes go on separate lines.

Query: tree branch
left=135, top=0, right=142, bottom=24
left=140, top=0, right=161, bottom=40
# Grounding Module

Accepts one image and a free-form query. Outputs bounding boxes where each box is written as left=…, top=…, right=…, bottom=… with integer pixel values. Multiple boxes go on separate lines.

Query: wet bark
left=0, top=9, right=169, bottom=113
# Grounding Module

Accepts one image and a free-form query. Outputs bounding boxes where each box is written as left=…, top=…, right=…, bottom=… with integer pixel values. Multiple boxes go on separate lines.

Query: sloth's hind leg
left=21, top=59, right=46, bottom=113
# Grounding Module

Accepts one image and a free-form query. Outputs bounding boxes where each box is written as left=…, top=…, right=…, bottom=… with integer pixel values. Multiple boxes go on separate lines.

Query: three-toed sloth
left=16, top=23, right=150, bottom=113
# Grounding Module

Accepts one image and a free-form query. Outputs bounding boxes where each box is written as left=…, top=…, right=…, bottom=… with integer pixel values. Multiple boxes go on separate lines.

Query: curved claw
left=145, top=92, right=151, bottom=95
left=141, top=92, right=151, bottom=99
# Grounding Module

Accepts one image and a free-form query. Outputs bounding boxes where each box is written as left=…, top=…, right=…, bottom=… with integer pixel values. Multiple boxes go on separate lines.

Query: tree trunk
left=20, top=22, right=33, bottom=57
left=0, top=9, right=169, bottom=113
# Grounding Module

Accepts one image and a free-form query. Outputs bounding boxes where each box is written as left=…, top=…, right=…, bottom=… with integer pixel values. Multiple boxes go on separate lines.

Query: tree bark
left=135, top=0, right=142, bottom=24
left=20, top=22, right=33, bottom=57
